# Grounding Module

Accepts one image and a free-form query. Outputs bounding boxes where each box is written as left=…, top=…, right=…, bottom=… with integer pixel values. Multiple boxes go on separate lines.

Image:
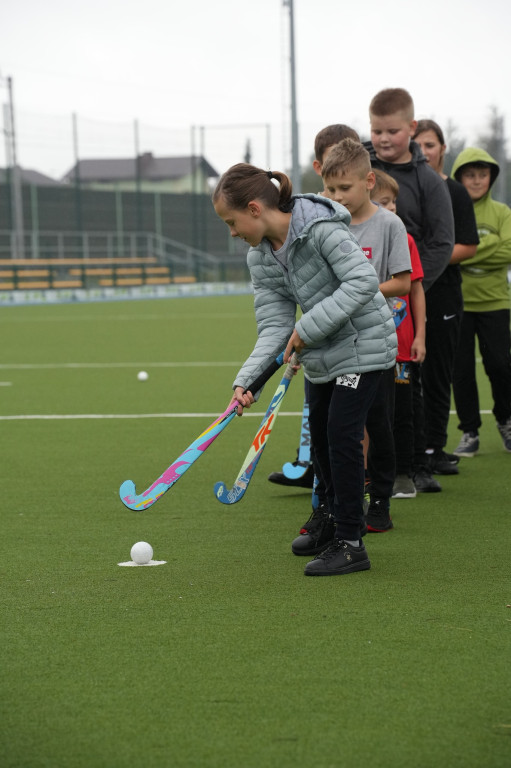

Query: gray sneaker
left=392, top=474, right=417, bottom=499
left=497, top=417, right=511, bottom=452
left=453, top=432, right=479, bottom=458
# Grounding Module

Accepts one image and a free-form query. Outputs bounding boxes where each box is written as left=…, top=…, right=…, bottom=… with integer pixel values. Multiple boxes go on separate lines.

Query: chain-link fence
left=0, top=111, right=298, bottom=264
left=3, top=108, right=509, bottom=268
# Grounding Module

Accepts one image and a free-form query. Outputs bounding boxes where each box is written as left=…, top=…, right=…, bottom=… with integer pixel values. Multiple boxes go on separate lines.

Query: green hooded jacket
left=451, top=147, right=511, bottom=312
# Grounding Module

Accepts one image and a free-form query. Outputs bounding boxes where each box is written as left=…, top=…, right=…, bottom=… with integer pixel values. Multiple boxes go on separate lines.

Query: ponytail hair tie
left=267, top=170, right=273, bottom=180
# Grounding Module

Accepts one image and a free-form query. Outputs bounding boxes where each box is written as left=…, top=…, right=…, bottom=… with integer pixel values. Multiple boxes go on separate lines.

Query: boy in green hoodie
left=451, top=147, right=511, bottom=455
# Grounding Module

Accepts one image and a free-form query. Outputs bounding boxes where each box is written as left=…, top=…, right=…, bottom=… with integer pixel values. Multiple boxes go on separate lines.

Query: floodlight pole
left=72, top=113, right=83, bottom=240
left=2, top=75, right=25, bottom=258
left=284, top=0, right=300, bottom=193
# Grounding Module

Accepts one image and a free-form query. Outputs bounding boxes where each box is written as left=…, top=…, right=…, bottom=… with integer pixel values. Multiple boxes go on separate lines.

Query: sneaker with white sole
left=497, top=417, right=511, bottom=452
left=453, top=432, right=479, bottom=458
left=392, top=474, right=417, bottom=499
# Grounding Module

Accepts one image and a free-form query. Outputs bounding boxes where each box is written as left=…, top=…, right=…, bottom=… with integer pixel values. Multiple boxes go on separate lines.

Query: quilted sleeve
left=296, top=223, right=380, bottom=345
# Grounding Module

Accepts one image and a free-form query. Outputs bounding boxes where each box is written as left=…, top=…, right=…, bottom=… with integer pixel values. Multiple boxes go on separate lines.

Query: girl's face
left=414, top=129, right=446, bottom=174
left=213, top=196, right=265, bottom=247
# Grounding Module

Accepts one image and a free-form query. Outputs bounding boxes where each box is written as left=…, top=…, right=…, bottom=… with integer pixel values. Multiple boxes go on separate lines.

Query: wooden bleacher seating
left=0, top=257, right=196, bottom=291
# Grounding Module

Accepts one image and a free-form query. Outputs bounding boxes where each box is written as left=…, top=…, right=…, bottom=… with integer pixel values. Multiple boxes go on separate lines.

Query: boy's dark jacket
left=364, top=139, right=454, bottom=292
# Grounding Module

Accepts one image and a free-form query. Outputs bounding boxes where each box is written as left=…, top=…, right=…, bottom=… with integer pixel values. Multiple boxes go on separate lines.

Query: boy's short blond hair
left=314, top=124, right=360, bottom=163
left=371, top=168, right=399, bottom=199
left=369, top=88, right=415, bottom=121
left=321, top=138, right=371, bottom=180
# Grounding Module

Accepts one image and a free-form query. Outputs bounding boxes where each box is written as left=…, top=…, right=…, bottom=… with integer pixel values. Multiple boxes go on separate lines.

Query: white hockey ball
left=130, top=541, right=153, bottom=565
left=137, top=371, right=149, bottom=381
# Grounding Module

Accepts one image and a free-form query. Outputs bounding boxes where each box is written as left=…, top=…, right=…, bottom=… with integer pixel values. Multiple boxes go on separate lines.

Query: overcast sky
left=1, top=0, right=509, bottom=179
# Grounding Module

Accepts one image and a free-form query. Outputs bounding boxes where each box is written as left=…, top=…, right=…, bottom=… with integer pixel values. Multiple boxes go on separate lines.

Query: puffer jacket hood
left=285, top=194, right=350, bottom=243
left=451, top=147, right=500, bottom=190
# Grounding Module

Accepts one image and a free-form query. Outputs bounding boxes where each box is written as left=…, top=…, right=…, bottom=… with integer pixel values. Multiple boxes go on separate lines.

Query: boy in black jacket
left=365, top=88, right=455, bottom=492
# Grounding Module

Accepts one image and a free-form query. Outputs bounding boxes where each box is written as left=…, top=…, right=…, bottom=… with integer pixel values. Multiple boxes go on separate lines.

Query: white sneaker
left=453, top=432, right=479, bottom=457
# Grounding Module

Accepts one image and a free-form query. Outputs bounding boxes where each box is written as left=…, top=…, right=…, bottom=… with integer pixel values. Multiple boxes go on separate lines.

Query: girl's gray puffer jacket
left=233, top=194, right=397, bottom=391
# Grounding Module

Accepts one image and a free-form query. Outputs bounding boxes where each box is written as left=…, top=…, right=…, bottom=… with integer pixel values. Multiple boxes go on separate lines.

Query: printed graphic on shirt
left=336, top=373, right=361, bottom=389
left=349, top=207, right=411, bottom=286
left=392, top=297, right=408, bottom=329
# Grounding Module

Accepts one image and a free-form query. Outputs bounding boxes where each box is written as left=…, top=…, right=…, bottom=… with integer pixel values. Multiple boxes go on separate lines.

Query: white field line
left=0, top=357, right=487, bottom=371
left=0, top=362, right=242, bottom=370
left=0, top=412, right=304, bottom=421
left=0, top=410, right=493, bottom=421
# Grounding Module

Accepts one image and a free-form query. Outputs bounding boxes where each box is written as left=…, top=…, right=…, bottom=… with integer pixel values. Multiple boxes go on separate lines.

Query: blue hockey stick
left=214, top=358, right=296, bottom=504
left=120, top=351, right=286, bottom=511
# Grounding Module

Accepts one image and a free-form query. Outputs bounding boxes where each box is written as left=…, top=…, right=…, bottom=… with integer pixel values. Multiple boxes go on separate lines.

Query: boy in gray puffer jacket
left=213, top=163, right=397, bottom=577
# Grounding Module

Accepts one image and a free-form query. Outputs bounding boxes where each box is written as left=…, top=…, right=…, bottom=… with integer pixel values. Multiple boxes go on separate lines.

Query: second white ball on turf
left=137, top=371, right=149, bottom=381
left=130, top=541, right=153, bottom=564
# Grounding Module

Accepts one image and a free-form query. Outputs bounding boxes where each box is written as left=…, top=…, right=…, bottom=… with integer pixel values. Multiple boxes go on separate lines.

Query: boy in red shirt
left=371, top=169, right=426, bottom=498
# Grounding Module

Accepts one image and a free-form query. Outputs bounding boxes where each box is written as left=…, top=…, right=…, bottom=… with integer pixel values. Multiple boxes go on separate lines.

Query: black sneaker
left=304, top=539, right=371, bottom=576
left=428, top=449, right=459, bottom=475
left=268, top=462, right=314, bottom=488
left=413, top=468, right=442, bottom=493
left=366, top=498, right=393, bottom=533
left=291, top=504, right=335, bottom=556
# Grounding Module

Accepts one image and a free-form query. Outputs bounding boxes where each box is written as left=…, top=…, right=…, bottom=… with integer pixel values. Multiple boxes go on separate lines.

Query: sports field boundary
left=0, top=280, right=252, bottom=306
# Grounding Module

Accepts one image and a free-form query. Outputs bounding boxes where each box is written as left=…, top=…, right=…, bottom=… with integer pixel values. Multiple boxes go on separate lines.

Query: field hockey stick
left=214, top=356, right=297, bottom=505
left=281, top=394, right=311, bottom=479
left=119, top=351, right=286, bottom=511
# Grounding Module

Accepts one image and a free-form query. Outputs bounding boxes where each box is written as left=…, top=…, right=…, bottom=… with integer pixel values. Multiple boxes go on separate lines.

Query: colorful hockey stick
left=214, top=358, right=296, bottom=505
left=119, top=351, right=286, bottom=511
left=281, top=394, right=312, bottom=479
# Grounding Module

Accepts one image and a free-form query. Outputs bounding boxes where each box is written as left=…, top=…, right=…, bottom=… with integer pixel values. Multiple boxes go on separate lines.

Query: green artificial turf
left=1, top=295, right=510, bottom=768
